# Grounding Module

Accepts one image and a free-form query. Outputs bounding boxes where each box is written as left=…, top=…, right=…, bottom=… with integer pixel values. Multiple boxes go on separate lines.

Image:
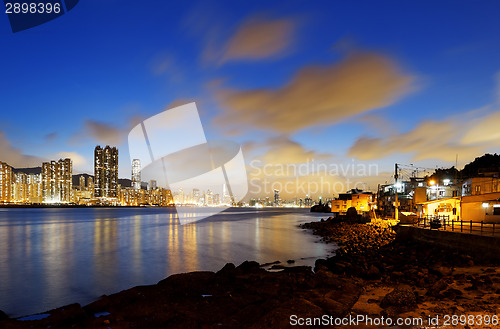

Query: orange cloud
left=214, top=52, right=415, bottom=134
left=242, top=137, right=385, bottom=198
left=461, top=110, right=500, bottom=145
left=0, top=132, right=44, bottom=167
left=348, top=113, right=500, bottom=163
left=70, top=116, right=143, bottom=147
left=349, top=72, right=500, bottom=163
left=82, top=120, right=124, bottom=145
left=255, top=136, right=332, bottom=165
left=221, top=16, right=297, bottom=62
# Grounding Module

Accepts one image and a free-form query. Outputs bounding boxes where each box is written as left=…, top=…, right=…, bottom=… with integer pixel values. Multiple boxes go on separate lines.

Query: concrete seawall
left=395, top=225, right=500, bottom=261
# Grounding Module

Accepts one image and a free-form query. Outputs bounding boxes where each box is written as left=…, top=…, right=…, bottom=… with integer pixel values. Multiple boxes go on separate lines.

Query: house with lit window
left=331, top=189, right=373, bottom=216
left=417, top=197, right=461, bottom=221
left=460, top=176, right=500, bottom=222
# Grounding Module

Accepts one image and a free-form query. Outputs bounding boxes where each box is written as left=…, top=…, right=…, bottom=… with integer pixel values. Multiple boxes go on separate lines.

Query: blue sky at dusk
left=1, top=0, right=500, bottom=197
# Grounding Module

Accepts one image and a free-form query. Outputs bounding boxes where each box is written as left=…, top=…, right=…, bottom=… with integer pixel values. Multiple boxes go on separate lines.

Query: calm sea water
left=0, top=207, right=332, bottom=317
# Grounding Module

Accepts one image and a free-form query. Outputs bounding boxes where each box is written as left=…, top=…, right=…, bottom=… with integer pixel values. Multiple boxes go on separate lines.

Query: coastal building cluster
left=1, top=145, right=310, bottom=207
left=0, top=145, right=176, bottom=206
left=0, top=158, right=73, bottom=204
left=4, top=144, right=499, bottom=219
left=376, top=174, right=500, bottom=223
left=330, top=165, right=500, bottom=223
left=249, top=192, right=314, bottom=208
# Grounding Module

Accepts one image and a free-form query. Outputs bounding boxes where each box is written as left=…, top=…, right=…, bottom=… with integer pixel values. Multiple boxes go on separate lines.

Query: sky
left=1, top=0, right=500, bottom=199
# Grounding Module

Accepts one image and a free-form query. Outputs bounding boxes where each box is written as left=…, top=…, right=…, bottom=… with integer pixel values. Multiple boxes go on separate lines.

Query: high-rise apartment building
left=79, top=175, right=86, bottom=191
left=42, top=158, right=72, bottom=203
left=59, top=158, right=72, bottom=202
left=0, top=161, right=12, bottom=203
left=94, top=145, right=118, bottom=198
left=13, top=172, right=28, bottom=203
left=88, top=177, right=94, bottom=197
left=132, top=159, right=141, bottom=189
left=28, top=173, right=42, bottom=203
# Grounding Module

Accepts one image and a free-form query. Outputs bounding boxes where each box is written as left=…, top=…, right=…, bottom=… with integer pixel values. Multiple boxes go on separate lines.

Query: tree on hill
left=461, top=153, right=500, bottom=178
left=427, top=166, right=459, bottom=184
left=425, top=153, right=500, bottom=182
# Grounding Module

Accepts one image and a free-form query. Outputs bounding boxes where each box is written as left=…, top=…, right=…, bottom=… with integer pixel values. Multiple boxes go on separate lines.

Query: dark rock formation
left=0, top=309, right=9, bottom=321
left=380, top=285, right=417, bottom=312
left=1, top=262, right=362, bottom=329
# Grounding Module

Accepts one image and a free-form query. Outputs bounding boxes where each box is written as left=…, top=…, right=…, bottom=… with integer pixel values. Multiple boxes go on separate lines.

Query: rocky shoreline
left=303, top=218, right=500, bottom=327
left=1, top=218, right=499, bottom=328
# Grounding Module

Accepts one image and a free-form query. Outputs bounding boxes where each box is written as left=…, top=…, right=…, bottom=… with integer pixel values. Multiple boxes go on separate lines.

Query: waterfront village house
left=331, top=190, right=373, bottom=217
left=377, top=177, right=427, bottom=218
left=417, top=197, right=461, bottom=221
left=415, top=179, right=461, bottom=220
left=416, top=177, right=500, bottom=223
left=460, top=176, right=500, bottom=223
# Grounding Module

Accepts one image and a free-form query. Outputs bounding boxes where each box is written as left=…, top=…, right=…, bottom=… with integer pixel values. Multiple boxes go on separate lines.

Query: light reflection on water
left=0, top=207, right=332, bottom=317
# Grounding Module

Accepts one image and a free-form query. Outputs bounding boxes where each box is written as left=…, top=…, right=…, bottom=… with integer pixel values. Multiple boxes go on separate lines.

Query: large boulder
left=346, top=207, right=359, bottom=222
left=380, top=285, right=417, bottom=312
left=426, top=278, right=449, bottom=297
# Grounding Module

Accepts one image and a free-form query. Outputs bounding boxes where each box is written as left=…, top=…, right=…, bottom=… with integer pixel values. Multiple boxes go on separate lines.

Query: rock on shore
left=304, top=218, right=500, bottom=324
left=301, top=219, right=396, bottom=255
left=0, top=261, right=362, bottom=329
left=3, top=218, right=499, bottom=328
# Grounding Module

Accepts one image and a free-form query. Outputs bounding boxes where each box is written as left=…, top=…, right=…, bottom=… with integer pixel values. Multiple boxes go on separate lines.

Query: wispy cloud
left=214, top=52, right=416, bottom=134
left=70, top=116, right=143, bottom=147
left=349, top=73, right=500, bottom=164
left=44, top=132, right=58, bottom=142
left=461, top=110, right=500, bottom=145
left=219, top=15, right=297, bottom=63
left=57, top=151, right=87, bottom=169
left=252, top=136, right=333, bottom=165
left=0, top=132, right=44, bottom=167
left=348, top=109, right=500, bottom=163
left=189, top=9, right=299, bottom=66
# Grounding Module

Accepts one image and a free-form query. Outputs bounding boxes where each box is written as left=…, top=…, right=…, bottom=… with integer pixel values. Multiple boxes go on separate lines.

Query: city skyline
left=1, top=143, right=499, bottom=203
left=1, top=1, right=500, bottom=199
left=0, top=144, right=308, bottom=204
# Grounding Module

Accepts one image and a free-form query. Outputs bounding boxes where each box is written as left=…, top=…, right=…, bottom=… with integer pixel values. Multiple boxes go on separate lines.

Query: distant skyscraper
left=214, top=193, right=220, bottom=206
left=88, top=177, right=94, bottom=197
left=193, top=188, right=200, bottom=205
left=222, top=183, right=231, bottom=205
left=132, top=159, right=141, bottom=189
left=79, top=175, right=86, bottom=191
left=59, top=158, right=72, bottom=202
left=94, top=145, right=118, bottom=198
left=304, top=195, right=313, bottom=207
left=205, top=189, right=213, bottom=206
left=42, top=158, right=72, bottom=203
left=148, top=180, right=157, bottom=191
left=274, top=189, right=280, bottom=206
left=179, top=187, right=185, bottom=204
left=0, top=161, right=12, bottom=203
